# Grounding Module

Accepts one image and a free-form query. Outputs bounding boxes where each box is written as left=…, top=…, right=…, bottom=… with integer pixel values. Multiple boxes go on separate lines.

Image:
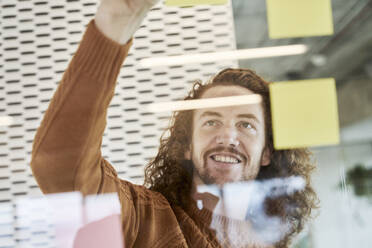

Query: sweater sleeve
left=30, top=19, right=133, bottom=196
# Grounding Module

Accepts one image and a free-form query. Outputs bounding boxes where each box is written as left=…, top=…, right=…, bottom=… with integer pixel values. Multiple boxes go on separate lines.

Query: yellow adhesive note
left=165, top=0, right=227, bottom=7
left=266, top=0, right=334, bottom=38
left=269, top=78, right=340, bottom=149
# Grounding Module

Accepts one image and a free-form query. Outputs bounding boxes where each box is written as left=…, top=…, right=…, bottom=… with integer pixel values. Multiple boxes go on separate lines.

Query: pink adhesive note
left=45, top=192, right=124, bottom=248
left=48, top=192, right=83, bottom=248
left=73, top=214, right=124, bottom=248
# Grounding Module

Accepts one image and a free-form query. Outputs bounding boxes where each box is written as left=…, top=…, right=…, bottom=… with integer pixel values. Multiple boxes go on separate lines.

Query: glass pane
left=1, top=0, right=371, bottom=247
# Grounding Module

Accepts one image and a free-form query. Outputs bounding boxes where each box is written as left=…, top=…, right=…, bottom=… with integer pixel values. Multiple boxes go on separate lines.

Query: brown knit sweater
left=30, top=20, right=270, bottom=248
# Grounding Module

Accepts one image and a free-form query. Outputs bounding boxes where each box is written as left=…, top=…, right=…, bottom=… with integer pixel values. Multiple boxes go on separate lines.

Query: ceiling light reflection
left=0, top=116, right=14, bottom=126
left=140, top=44, right=308, bottom=67
left=147, top=94, right=262, bottom=113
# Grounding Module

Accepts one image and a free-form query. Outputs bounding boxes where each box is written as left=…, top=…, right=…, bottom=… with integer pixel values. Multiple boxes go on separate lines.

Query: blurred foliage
left=341, top=164, right=372, bottom=197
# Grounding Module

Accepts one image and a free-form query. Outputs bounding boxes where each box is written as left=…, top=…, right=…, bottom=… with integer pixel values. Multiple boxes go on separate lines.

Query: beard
left=190, top=146, right=262, bottom=186
left=194, top=162, right=218, bottom=185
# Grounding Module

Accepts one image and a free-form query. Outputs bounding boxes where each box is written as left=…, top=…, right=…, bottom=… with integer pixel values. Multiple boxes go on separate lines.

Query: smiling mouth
left=210, top=154, right=242, bottom=164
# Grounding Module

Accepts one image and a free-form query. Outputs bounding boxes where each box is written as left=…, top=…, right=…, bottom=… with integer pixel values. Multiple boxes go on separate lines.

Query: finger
left=146, top=0, right=161, bottom=7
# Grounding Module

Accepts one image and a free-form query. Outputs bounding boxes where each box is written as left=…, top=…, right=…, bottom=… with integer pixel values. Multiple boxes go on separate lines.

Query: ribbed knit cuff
left=71, top=19, right=133, bottom=81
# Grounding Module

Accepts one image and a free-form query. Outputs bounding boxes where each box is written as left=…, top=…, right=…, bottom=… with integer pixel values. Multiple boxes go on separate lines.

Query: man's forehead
left=193, top=85, right=264, bottom=120
left=194, top=105, right=262, bottom=121
left=200, top=85, right=255, bottom=99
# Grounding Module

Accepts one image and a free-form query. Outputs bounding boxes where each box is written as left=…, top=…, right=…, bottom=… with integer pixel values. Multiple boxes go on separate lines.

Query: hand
left=97, top=0, right=160, bottom=17
left=95, top=0, right=161, bottom=44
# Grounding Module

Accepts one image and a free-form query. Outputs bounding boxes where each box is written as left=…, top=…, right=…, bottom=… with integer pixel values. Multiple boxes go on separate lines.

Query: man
left=30, top=0, right=317, bottom=247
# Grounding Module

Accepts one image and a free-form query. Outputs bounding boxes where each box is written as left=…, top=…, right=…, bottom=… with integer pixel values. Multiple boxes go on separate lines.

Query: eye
left=239, top=121, right=255, bottom=130
left=204, top=120, right=219, bottom=127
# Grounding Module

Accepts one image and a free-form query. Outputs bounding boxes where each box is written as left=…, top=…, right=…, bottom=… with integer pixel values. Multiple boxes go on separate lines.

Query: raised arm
left=30, top=0, right=159, bottom=195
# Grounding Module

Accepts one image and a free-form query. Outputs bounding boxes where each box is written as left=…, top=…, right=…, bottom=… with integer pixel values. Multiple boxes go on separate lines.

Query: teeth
left=213, top=155, right=238, bottom=163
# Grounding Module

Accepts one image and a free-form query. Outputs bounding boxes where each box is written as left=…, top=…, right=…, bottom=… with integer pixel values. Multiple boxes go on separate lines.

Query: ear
left=184, top=147, right=191, bottom=160
left=260, top=146, right=271, bottom=166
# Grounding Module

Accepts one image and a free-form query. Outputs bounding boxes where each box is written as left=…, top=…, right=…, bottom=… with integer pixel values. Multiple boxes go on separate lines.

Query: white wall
left=0, top=1, right=238, bottom=247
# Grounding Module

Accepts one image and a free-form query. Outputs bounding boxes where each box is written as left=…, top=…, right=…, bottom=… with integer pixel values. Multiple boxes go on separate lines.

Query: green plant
left=342, top=164, right=372, bottom=197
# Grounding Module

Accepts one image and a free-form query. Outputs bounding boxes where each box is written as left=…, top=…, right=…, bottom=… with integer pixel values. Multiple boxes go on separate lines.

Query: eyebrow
left=199, top=111, right=222, bottom=119
left=237, top=114, right=260, bottom=124
left=199, top=111, right=261, bottom=124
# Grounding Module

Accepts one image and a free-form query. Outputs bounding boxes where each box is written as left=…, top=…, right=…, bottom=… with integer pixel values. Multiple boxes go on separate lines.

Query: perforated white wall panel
left=1, top=0, right=237, bottom=247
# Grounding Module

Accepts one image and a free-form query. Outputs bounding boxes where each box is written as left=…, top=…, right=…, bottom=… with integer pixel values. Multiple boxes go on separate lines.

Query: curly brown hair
left=144, top=68, right=318, bottom=247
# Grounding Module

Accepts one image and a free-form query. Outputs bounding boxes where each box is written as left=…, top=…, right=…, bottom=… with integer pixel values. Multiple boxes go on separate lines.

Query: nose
left=216, top=124, right=240, bottom=147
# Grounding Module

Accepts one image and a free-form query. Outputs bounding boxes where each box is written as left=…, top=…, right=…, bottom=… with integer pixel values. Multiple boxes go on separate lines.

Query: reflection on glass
left=14, top=193, right=123, bottom=248
left=195, top=177, right=306, bottom=247
left=1, top=0, right=372, bottom=247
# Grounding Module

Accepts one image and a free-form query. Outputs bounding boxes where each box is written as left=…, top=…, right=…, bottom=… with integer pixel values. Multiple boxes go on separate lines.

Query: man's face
left=185, top=85, right=270, bottom=185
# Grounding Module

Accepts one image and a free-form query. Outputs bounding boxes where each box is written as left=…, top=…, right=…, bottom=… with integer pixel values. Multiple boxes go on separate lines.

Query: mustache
left=204, top=146, right=247, bottom=163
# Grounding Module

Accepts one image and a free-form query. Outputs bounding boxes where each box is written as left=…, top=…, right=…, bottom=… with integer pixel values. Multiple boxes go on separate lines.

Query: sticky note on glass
left=165, top=0, right=227, bottom=7
left=270, top=78, right=339, bottom=149
left=266, top=0, right=334, bottom=38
